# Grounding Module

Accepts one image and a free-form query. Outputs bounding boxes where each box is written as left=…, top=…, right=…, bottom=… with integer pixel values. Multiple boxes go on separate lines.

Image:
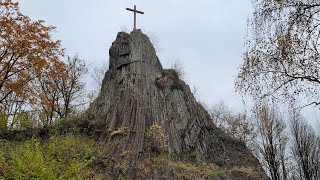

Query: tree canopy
left=0, top=0, right=65, bottom=109
left=0, top=1, right=91, bottom=128
left=236, top=0, right=320, bottom=107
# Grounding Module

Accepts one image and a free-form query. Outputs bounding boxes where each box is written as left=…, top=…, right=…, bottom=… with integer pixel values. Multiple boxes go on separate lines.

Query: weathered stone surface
left=87, top=30, right=268, bottom=179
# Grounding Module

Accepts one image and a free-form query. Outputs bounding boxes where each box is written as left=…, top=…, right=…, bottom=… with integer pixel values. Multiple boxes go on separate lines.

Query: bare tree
left=171, top=59, right=185, bottom=79
left=1, top=92, right=29, bottom=129
left=58, top=56, right=88, bottom=117
left=209, top=101, right=254, bottom=144
left=120, top=25, right=129, bottom=33
left=145, top=31, right=162, bottom=53
left=209, top=101, right=232, bottom=129
left=191, top=85, right=201, bottom=103
left=91, top=60, right=108, bottom=89
left=36, top=55, right=88, bottom=124
left=290, top=115, right=320, bottom=180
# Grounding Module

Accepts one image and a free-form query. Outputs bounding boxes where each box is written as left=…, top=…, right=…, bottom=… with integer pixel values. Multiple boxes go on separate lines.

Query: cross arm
left=126, top=8, right=144, bottom=14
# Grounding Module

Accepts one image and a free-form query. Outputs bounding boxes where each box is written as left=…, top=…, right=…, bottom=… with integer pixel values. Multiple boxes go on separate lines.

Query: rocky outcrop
left=87, top=30, right=268, bottom=179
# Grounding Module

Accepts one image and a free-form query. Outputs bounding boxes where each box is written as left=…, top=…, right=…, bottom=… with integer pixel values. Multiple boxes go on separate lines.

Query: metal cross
left=126, top=5, right=144, bottom=30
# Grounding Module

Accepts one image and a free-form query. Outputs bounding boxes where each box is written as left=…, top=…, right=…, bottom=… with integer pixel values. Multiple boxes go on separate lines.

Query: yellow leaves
left=277, top=34, right=292, bottom=52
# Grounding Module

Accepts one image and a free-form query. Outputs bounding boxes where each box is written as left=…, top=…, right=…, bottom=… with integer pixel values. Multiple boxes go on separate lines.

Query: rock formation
left=87, top=30, right=268, bottom=179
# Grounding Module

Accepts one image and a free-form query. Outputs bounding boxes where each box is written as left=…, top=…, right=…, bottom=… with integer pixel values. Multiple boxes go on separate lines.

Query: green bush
left=0, top=113, right=8, bottom=132
left=9, top=138, right=54, bottom=179
left=0, top=147, right=7, bottom=179
left=0, top=135, right=97, bottom=179
left=16, top=112, right=34, bottom=130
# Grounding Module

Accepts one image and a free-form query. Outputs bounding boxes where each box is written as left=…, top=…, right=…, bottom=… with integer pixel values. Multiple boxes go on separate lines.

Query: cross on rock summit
left=126, top=5, right=144, bottom=30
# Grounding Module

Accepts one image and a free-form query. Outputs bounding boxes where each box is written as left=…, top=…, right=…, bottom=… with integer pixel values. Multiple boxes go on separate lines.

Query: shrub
left=155, top=70, right=184, bottom=91
left=0, top=135, right=97, bottom=179
left=11, top=139, right=53, bottom=179
left=0, top=146, right=7, bottom=177
left=15, top=112, right=34, bottom=130
left=171, top=60, right=185, bottom=79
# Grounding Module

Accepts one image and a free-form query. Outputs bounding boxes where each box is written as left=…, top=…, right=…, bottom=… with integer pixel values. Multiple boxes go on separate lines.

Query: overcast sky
left=17, top=1, right=319, bottom=122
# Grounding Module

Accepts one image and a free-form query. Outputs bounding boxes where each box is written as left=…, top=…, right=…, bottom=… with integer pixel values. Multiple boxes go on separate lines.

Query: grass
left=137, top=152, right=260, bottom=179
left=0, top=114, right=261, bottom=179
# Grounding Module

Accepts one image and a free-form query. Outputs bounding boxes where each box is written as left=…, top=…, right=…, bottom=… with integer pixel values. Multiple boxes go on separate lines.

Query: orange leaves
left=0, top=1, right=88, bottom=126
left=5, top=82, right=23, bottom=95
left=0, top=0, right=66, bottom=116
left=0, top=0, right=18, bottom=11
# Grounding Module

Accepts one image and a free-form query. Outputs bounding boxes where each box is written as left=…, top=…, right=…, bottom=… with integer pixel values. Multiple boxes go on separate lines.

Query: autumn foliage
left=37, top=56, right=88, bottom=124
left=0, top=0, right=70, bottom=126
left=0, top=1, right=89, bottom=127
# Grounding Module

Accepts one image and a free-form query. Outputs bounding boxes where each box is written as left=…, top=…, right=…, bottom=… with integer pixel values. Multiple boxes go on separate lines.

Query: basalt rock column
left=87, top=30, right=268, bottom=179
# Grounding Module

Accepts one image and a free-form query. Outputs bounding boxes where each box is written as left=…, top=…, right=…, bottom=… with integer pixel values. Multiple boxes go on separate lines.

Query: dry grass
left=230, top=166, right=258, bottom=176
left=108, top=126, right=129, bottom=138
left=116, top=152, right=261, bottom=179
left=149, top=155, right=225, bottom=179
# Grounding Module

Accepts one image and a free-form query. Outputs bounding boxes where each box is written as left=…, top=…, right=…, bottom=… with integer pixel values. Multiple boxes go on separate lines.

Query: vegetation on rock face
left=138, top=154, right=225, bottom=179
left=171, top=60, right=185, bottom=79
left=155, top=69, right=185, bottom=91
left=146, top=123, right=168, bottom=153
left=135, top=152, right=262, bottom=180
